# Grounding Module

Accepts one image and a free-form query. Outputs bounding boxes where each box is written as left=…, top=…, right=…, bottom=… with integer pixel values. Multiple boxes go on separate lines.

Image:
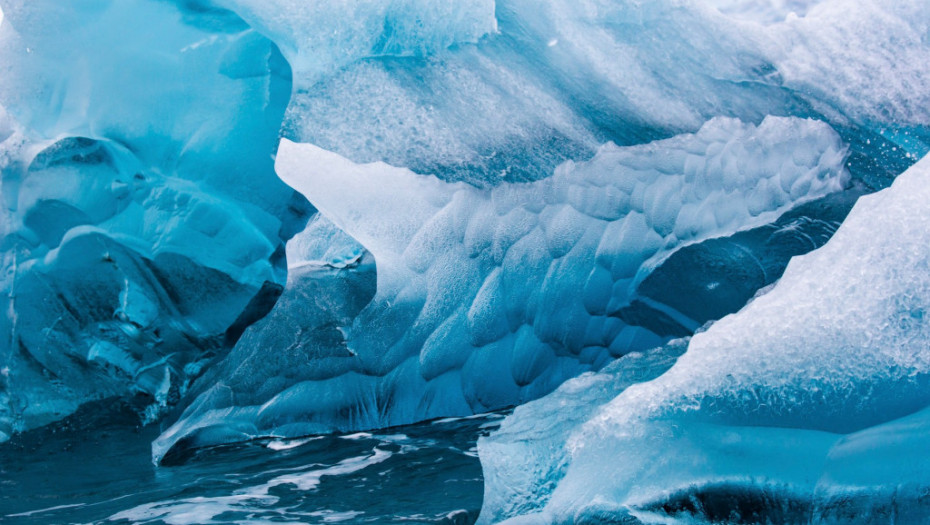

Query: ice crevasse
left=478, top=154, right=930, bottom=524
left=152, top=115, right=849, bottom=460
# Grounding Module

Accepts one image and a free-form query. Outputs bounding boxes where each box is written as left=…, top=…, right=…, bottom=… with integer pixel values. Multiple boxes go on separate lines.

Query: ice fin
left=276, top=138, right=461, bottom=285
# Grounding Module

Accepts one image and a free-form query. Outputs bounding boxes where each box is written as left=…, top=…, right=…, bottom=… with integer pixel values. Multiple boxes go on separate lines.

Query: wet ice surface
left=0, top=405, right=504, bottom=524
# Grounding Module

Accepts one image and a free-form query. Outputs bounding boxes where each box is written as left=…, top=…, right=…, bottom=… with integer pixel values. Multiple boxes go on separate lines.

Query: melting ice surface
left=478, top=155, right=930, bottom=523
left=153, top=116, right=848, bottom=460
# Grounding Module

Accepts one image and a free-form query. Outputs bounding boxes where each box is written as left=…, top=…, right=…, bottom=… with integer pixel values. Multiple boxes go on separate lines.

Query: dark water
left=0, top=404, right=504, bottom=524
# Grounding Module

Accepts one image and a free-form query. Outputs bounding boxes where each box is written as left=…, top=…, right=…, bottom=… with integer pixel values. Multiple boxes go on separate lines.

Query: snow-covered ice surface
left=272, top=0, right=929, bottom=183
left=478, top=154, right=930, bottom=524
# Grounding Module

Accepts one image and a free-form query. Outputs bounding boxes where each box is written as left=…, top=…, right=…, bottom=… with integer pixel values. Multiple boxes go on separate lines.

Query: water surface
left=1, top=404, right=504, bottom=524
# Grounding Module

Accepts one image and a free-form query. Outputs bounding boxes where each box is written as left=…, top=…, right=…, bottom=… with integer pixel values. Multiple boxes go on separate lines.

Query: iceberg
left=478, top=154, right=930, bottom=524
left=1, top=0, right=927, bottom=453
left=153, top=115, right=849, bottom=461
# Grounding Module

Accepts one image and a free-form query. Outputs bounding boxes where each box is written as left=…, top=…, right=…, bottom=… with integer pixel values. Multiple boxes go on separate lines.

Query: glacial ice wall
left=0, top=0, right=309, bottom=438
left=478, top=153, right=930, bottom=524
left=152, top=116, right=848, bottom=461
